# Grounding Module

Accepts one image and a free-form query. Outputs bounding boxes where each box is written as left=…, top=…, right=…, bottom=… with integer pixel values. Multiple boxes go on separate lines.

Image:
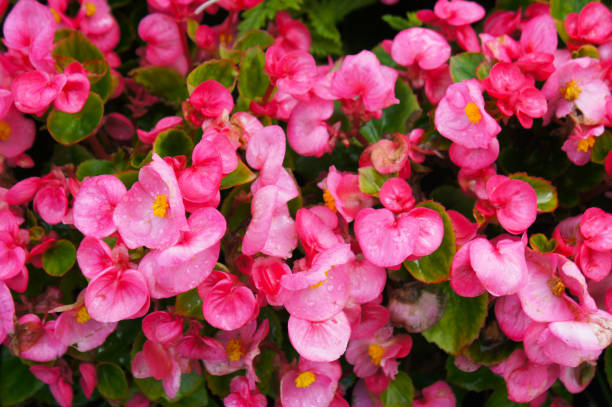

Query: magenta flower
left=30, top=363, right=73, bottom=407
left=265, top=44, right=316, bottom=96
left=15, top=314, right=67, bottom=362
left=0, top=107, right=35, bottom=160
left=0, top=280, right=15, bottom=345
left=318, top=166, right=375, bottom=223
left=138, top=13, right=188, bottom=75
left=137, top=116, right=182, bottom=144
left=186, top=80, right=234, bottom=125
left=79, top=363, right=97, bottom=399
left=287, top=97, right=335, bottom=157
left=413, top=381, right=456, bottom=407
left=565, top=2, right=612, bottom=48
left=73, top=175, right=127, bottom=238
left=391, top=28, right=451, bottom=71
left=485, top=175, right=537, bottom=234
left=224, top=376, right=267, bottom=407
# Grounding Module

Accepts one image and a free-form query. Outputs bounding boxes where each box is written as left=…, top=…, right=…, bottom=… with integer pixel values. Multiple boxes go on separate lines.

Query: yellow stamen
left=75, top=306, right=92, bottom=324
left=309, top=270, right=330, bottom=290
left=323, top=189, right=336, bottom=213
left=295, top=371, right=316, bottom=388
left=152, top=194, right=169, bottom=218
left=84, top=2, right=97, bottom=17
left=577, top=136, right=596, bottom=152
left=548, top=277, right=565, bottom=297
left=225, top=339, right=245, bottom=362
left=561, top=80, right=581, bottom=102
left=50, top=8, right=62, bottom=23
left=368, top=343, right=385, bottom=366
left=0, top=121, right=11, bottom=141
left=464, top=102, right=482, bottom=124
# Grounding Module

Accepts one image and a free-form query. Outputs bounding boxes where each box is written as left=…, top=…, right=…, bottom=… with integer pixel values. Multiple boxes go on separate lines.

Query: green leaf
left=42, top=240, right=76, bottom=277
left=360, top=120, right=385, bottom=144
left=47, top=93, right=104, bottom=145
left=161, top=373, right=204, bottom=403
left=382, top=15, right=411, bottom=31
left=450, top=52, right=486, bottom=82
left=76, top=159, right=115, bottom=180
left=115, top=170, right=139, bottom=189
left=131, top=66, right=188, bottom=103
left=82, top=59, right=112, bottom=102
left=234, top=30, right=275, bottom=50
left=529, top=233, right=557, bottom=253
left=404, top=201, right=456, bottom=283
left=550, top=0, right=593, bottom=20
left=372, top=44, right=397, bottom=68
left=509, top=173, right=558, bottom=212
left=358, top=166, right=394, bottom=196
left=422, top=283, right=488, bottom=354
left=380, top=371, right=414, bottom=407
left=0, top=348, right=45, bottom=407
left=430, top=186, right=476, bottom=219
left=379, top=79, right=421, bottom=134
left=593, top=132, right=612, bottom=164
left=175, top=288, right=204, bottom=319
left=446, top=357, right=505, bottom=392
left=51, top=144, right=93, bottom=167
left=97, top=362, right=128, bottom=400
left=161, top=385, right=208, bottom=407
left=187, top=59, right=239, bottom=94
left=220, top=159, right=256, bottom=189
left=238, top=0, right=303, bottom=35
left=153, top=129, right=194, bottom=159
left=464, top=337, right=518, bottom=365
left=605, top=346, right=612, bottom=389
left=485, top=387, right=528, bottom=407
left=255, top=349, right=278, bottom=397
left=238, top=47, right=270, bottom=100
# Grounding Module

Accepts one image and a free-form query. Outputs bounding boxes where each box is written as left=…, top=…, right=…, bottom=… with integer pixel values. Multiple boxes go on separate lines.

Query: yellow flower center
left=0, top=121, right=11, bottom=141
left=323, top=189, right=337, bottom=213
left=75, top=305, right=92, bottom=324
left=152, top=194, right=169, bottom=218
left=464, top=102, right=482, bottom=124
left=561, top=80, right=581, bottom=102
left=50, top=8, right=62, bottom=23
left=295, top=370, right=316, bottom=388
left=368, top=343, right=385, bottom=366
left=84, top=2, right=97, bottom=17
left=577, top=136, right=596, bottom=152
left=225, top=339, right=245, bottom=362
left=548, top=277, right=565, bottom=297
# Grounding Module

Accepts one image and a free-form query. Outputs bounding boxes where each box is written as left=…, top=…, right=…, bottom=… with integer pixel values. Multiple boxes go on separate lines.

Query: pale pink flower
left=280, top=359, right=341, bottom=407
left=138, top=13, right=188, bottom=75
left=73, top=175, right=127, bottom=238
left=391, top=28, right=450, bottom=70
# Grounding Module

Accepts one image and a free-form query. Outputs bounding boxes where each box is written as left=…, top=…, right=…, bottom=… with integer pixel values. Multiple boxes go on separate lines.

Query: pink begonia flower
left=179, top=140, right=222, bottom=211
left=113, top=154, right=188, bottom=250
left=295, top=206, right=343, bottom=260
left=0, top=107, right=35, bottom=159
left=318, top=166, right=375, bottom=223
left=559, top=363, right=596, bottom=394
left=287, top=97, right=335, bottom=157
left=576, top=207, right=612, bottom=281
left=265, top=45, right=316, bottom=96
left=352, top=379, right=384, bottom=407
left=479, top=34, right=520, bottom=63
left=54, top=62, right=91, bottom=113
left=202, top=320, right=269, bottom=386
left=486, top=175, right=537, bottom=234
left=413, top=381, right=456, bottom=407
left=242, top=185, right=297, bottom=259
left=288, top=311, right=351, bottom=362
left=138, top=13, right=188, bottom=75
left=391, top=28, right=451, bottom=70
left=491, top=349, right=558, bottom=403
left=448, top=138, right=499, bottom=170
left=79, top=362, right=97, bottom=399
left=458, top=165, right=495, bottom=200
left=217, top=0, right=264, bottom=11
left=280, top=359, right=341, bottom=407
left=77, top=0, right=121, bottom=55
left=0, top=209, right=27, bottom=281
left=361, top=135, right=409, bottom=175
left=379, top=178, right=415, bottom=213
left=331, top=50, right=399, bottom=118
left=224, top=376, right=267, bottom=407
left=520, top=13, right=558, bottom=56
left=198, top=270, right=257, bottom=331
left=11, top=71, right=65, bottom=115
left=142, top=311, right=183, bottom=345
left=346, top=325, right=412, bottom=393
left=103, top=113, right=134, bottom=141
left=542, top=57, right=610, bottom=125
left=73, top=175, right=127, bottom=238
left=125, top=393, right=150, bottom=407
left=186, top=80, right=234, bottom=126
left=0, top=89, right=12, bottom=119
left=494, top=294, right=533, bottom=342
left=55, top=305, right=117, bottom=352
left=446, top=210, right=477, bottom=246
left=137, top=116, right=183, bottom=144
left=566, top=2, right=612, bottom=49
left=483, top=9, right=521, bottom=36
left=424, top=64, right=453, bottom=105
left=435, top=79, right=501, bottom=149
left=350, top=302, right=390, bottom=340
left=273, top=11, right=311, bottom=53
left=0, top=280, right=15, bottom=344
left=16, top=314, right=67, bottom=362
left=3, top=0, right=56, bottom=72
left=562, top=124, right=604, bottom=166
left=152, top=207, right=225, bottom=295
left=249, top=256, right=292, bottom=306
left=30, top=363, right=73, bottom=407
left=246, top=125, right=286, bottom=186
left=34, top=183, right=69, bottom=225
left=343, top=257, right=387, bottom=305
left=200, top=126, right=238, bottom=175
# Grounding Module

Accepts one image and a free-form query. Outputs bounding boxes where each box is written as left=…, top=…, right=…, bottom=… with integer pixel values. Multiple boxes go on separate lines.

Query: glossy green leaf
left=153, top=129, right=194, bottom=159
left=255, top=349, right=278, bottom=397
left=42, top=240, right=76, bottom=277
left=161, top=373, right=204, bottom=403
left=97, top=362, right=128, bottom=400
left=187, top=59, right=239, bottom=93
left=131, top=66, right=188, bottom=103
left=450, top=52, right=486, bottom=82
left=0, top=348, right=45, bottom=407
left=446, top=357, right=505, bottom=392
left=47, top=93, right=104, bottom=145
left=404, top=201, right=456, bottom=283
left=430, top=186, right=476, bottom=219
left=238, top=47, right=270, bottom=100
left=550, top=0, right=592, bottom=20
left=82, top=59, right=112, bottom=101
left=422, top=283, right=488, bottom=354
left=234, top=30, right=275, bottom=50
left=509, top=173, right=558, bottom=212
left=220, top=159, right=257, bottom=189
left=464, top=337, right=518, bottom=365
left=379, top=79, right=422, bottom=134
left=592, top=132, right=612, bottom=163
left=529, top=233, right=557, bottom=253
left=360, top=120, right=385, bottom=144
left=175, top=288, right=204, bottom=319
left=115, top=171, right=139, bottom=189
left=358, top=166, right=394, bottom=196
left=161, top=385, right=208, bottom=407
left=380, top=371, right=414, bottom=407
left=76, top=159, right=115, bottom=180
